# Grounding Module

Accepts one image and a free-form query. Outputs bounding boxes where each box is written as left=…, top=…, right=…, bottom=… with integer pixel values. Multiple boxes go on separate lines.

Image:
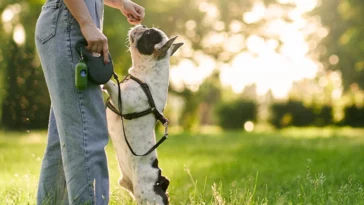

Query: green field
left=1, top=127, right=364, bottom=204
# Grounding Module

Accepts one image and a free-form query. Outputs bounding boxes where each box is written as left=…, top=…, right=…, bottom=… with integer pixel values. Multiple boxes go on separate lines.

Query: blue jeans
left=35, top=0, right=109, bottom=204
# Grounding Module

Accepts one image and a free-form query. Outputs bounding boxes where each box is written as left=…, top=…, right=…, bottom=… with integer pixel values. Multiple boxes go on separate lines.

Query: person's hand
left=80, top=22, right=109, bottom=63
left=120, top=0, right=145, bottom=25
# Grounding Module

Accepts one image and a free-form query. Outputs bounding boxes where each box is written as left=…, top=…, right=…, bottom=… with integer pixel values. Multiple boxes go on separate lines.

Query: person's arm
left=104, top=0, right=145, bottom=25
left=63, top=0, right=109, bottom=63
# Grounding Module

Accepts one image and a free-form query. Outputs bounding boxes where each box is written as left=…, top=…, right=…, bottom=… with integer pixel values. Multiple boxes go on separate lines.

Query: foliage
left=342, top=105, right=364, bottom=127
left=196, top=72, right=222, bottom=126
left=0, top=1, right=49, bottom=129
left=0, top=41, right=50, bottom=129
left=313, top=105, right=333, bottom=126
left=2, top=128, right=364, bottom=204
left=216, top=99, right=257, bottom=130
left=1, top=0, right=364, bottom=129
left=175, top=88, right=201, bottom=130
left=314, top=0, right=364, bottom=90
left=270, top=101, right=333, bottom=128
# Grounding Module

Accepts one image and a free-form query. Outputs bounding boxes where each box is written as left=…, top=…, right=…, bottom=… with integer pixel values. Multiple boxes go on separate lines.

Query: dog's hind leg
left=133, top=158, right=169, bottom=205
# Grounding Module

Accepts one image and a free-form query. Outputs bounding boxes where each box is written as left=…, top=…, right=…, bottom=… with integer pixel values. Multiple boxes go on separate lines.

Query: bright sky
left=171, top=0, right=320, bottom=98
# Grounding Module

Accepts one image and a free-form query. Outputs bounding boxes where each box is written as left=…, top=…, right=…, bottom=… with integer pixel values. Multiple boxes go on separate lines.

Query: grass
left=1, top=127, right=364, bottom=204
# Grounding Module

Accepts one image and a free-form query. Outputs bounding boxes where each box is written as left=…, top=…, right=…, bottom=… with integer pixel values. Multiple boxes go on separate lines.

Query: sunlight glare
left=329, top=55, right=339, bottom=65
left=278, top=0, right=318, bottom=12
left=265, top=5, right=284, bottom=19
left=213, top=21, right=225, bottom=31
left=243, top=2, right=265, bottom=24
left=317, top=27, right=329, bottom=38
left=1, top=4, right=21, bottom=23
left=2, top=8, right=14, bottom=23
left=244, top=121, right=254, bottom=132
left=220, top=43, right=318, bottom=98
left=294, top=0, right=318, bottom=12
left=171, top=53, right=216, bottom=92
left=229, top=20, right=243, bottom=33
left=170, top=59, right=198, bottom=91
left=13, top=24, right=25, bottom=45
left=224, top=34, right=244, bottom=53
left=266, top=39, right=279, bottom=50
left=185, top=20, right=197, bottom=31
left=202, top=32, right=226, bottom=46
left=199, top=2, right=219, bottom=18
left=220, top=52, right=255, bottom=93
left=332, top=89, right=342, bottom=100
left=246, top=35, right=265, bottom=54
left=174, top=0, right=322, bottom=99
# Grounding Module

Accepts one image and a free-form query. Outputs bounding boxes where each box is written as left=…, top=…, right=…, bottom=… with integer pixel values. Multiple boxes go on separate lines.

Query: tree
left=0, top=1, right=50, bottom=129
left=314, top=0, right=364, bottom=90
left=0, top=0, right=307, bottom=129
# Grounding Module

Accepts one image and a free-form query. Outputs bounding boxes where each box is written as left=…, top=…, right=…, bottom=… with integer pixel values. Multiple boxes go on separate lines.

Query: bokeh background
left=1, top=0, right=364, bottom=204
left=1, top=0, right=364, bottom=131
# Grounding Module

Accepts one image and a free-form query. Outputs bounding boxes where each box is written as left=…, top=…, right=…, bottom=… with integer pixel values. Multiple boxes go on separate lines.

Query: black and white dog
left=103, top=25, right=183, bottom=204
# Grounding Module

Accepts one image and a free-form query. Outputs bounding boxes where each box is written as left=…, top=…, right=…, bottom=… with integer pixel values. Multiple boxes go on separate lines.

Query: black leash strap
left=111, top=73, right=168, bottom=156
left=129, top=75, right=169, bottom=125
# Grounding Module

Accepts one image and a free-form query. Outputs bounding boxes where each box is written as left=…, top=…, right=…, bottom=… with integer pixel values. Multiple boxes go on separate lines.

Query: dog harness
left=106, top=73, right=169, bottom=156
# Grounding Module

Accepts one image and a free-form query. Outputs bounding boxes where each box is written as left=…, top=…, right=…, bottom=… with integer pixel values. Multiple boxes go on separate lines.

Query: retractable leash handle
left=75, top=40, right=114, bottom=85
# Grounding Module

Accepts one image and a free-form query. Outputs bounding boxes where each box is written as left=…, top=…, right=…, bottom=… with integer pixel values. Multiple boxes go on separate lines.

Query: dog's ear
left=170, top=43, right=184, bottom=56
left=154, top=36, right=178, bottom=59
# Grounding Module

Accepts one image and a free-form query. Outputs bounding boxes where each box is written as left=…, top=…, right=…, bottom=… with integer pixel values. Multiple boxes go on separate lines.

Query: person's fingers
left=103, top=42, right=109, bottom=64
left=128, top=14, right=140, bottom=22
left=128, top=19, right=139, bottom=25
left=97, top=44, right=104, bottom=54
left=128, top=18, right=139, bottom=25
left=86, top=42, right=93, bottom=51
left=91, top=44, right=99, bottom=53
left=139, top=12, right=145, bottom=22
left=127, top=14, right=141, bottom=25
left=135, top=6, right=145, bottom=20
left=128, top=6, right=141, bottom=20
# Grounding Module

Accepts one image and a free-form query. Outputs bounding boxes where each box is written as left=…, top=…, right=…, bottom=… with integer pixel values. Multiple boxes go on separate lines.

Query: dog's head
left=128, top=25, right=183, bottom=61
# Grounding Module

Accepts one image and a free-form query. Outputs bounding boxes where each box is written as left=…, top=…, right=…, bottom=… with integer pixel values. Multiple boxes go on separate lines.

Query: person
left=35, top=0, right=144, bottom=204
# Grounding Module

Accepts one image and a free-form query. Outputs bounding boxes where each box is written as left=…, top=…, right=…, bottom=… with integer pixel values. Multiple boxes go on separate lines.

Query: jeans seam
left=65, top=4, right=73, bottom=61
left=66, top=22, right=94, bottom=204
left=79, top=92, right=94, bottom=201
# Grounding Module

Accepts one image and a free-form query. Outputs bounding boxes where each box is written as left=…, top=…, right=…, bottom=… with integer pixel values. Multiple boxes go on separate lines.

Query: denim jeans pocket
left=35, top=2, right=61, bottom=44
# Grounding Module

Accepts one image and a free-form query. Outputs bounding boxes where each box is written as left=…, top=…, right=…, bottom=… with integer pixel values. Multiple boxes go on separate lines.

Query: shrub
left=312, top=105, right=333, bottom=127
left=216, top=100, right=257, bottom=130
left=270, top=101, right=333, bottom=128
left=1, top=41, right=50, bottom=130
left=342, top=106, right=364, bottom=127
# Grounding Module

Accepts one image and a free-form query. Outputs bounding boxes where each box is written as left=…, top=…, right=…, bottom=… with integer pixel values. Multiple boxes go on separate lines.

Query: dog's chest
left=119, top=80, right=165, bottom=115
